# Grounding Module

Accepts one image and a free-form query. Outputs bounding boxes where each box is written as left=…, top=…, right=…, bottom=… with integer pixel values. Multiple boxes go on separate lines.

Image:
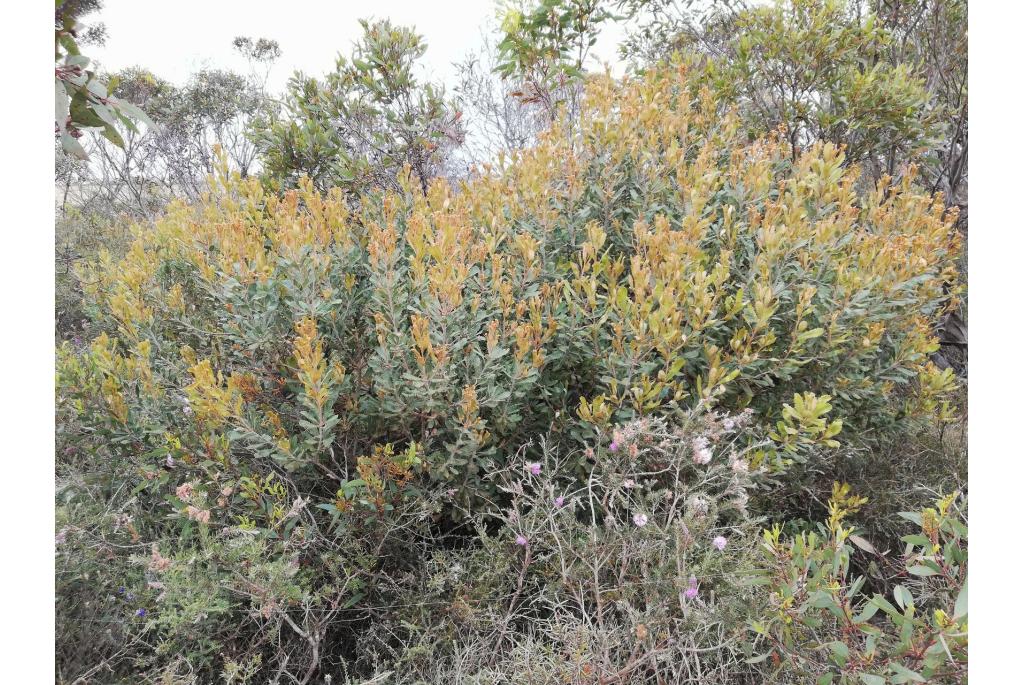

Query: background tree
left=55, top=41, right=281, bottom=339
left=452, top=32, right=553, bottom=170
left=619, top=0, right=966, bottom=210
left=251, top=20, right=464, bottom=198
left=616, top=0, right=748, bottom=66
left=710, top=0, right=938, bottom=179
left=859, top=0, right=967, bottom=213
left=494, top=0, right=616, bottom=124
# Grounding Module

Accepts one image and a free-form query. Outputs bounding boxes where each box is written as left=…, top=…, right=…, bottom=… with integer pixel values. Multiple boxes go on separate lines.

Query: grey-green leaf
left=61, top=132, right=87, bottom=159
left=954, top=578, right=967, bottom=619
left=56, top=80, right=70, bottom=128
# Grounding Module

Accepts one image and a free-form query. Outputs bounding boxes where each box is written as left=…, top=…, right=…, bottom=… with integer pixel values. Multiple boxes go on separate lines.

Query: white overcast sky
left=89, top=0, right=627, bottom=93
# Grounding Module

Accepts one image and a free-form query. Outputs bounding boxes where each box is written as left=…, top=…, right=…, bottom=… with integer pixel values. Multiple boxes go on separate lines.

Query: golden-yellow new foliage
left=62, top=62, right=960, bottom=504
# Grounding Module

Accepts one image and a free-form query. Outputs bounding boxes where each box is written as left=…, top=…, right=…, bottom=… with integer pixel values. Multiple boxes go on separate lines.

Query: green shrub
left=57, top=62, right=961, bottom=681
left=68, top=62, right=958, bottom=493
left=751, top=488, right=967, bottom=684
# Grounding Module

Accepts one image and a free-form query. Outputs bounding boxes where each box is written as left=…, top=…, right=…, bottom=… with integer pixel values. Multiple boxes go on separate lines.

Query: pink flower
left=712, top=535, right=728, bottom=551
left=527, top=462, right=541, bottom=476
left=175, top=482, right=194, bottom=502
left=515, top=534, right=528, bottom=546
left=684, top=576, right=698, bottom=599
left=609, top=441, right=619, bottom=452
left=554, top=496, right=565, bottom=508
left=633, top=513, right=649, bottom=527
left=692, top=436, right=712, bottom=465
left=623, top=479, right=636, bottom=489
left=148, top=545, right=171, bottom=573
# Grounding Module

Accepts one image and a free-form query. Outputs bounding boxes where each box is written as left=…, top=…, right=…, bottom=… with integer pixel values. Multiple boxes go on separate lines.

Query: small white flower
left=633, top=513, right=649, bottom=527
left=691, top=436, right=712, bottom=464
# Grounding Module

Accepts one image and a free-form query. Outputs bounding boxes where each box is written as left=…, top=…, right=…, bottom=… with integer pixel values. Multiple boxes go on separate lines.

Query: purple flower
left=135, top=608, right=147, bottom=617
left=165, top=455, right=175, bottom=468
left=684, top=576, right=698, bottom=600
left=118, top=586, right=126, bottom=595
left=125, top=592, right=136, bottom=602
left=609, top=441, right=619, bottom=452
left=712, top=535, right=728, bottom=551
left=554, top=496, right=565, bottom=508
left=633, top=513, right=649, bottom=527
left=515, top=534, right=528, bottom=546
left=527, top=462, right=541, bottom=476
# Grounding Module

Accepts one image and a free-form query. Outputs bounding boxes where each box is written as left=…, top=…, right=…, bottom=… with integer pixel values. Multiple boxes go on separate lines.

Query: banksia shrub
left=56, top=60, right=961, bottom=681
left=64, top=62, right=959, bottom=504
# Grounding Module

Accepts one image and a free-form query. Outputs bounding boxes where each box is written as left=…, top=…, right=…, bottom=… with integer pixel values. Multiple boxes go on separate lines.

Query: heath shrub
left=66, top=62, right=958, bottom=501
left=57, top=61, right=961, bottom=682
